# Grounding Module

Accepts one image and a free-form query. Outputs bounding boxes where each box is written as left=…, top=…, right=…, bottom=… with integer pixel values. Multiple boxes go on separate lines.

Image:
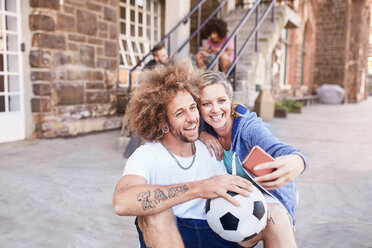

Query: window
left=119, top=0, right=162, bottom=69
left=0, top=0, right=20, bottom=113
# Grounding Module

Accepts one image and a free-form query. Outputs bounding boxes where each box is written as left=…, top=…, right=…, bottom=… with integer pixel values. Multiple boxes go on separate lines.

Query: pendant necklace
left=160, top=139, right=196, bottom=170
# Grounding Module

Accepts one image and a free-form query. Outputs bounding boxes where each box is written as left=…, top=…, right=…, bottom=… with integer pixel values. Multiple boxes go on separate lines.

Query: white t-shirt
left=122, top=140, right=227, bottom=220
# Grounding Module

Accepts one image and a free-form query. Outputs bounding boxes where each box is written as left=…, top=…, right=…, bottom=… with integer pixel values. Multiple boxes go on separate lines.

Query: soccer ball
left=205, top=186, right=268, bottom=242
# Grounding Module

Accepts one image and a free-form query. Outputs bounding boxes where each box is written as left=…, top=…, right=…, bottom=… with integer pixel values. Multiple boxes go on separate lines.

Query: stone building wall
left=285, top=0, right=316, bottom=95
left=312, top=0, right=349, bottom=91
left=313, top=0, right=370, bottom=103
left=270, top=0, right=316, bottom=100
left=344, top=0, right=370, bottom=102
left=29, top=0, right=121, bottom=138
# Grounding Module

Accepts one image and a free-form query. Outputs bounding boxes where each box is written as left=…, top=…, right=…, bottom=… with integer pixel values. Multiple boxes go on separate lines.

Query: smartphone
left=242, top=146, right=274, bottom=177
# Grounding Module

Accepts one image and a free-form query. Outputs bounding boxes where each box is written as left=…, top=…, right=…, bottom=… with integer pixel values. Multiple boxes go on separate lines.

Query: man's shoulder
left=195, top=140, right=207, bottom=151
left=128, top=141, right=162, bottom=158
left=136, top=141, right=161, bottom=151
left=195, top=140, right=219, bottom=161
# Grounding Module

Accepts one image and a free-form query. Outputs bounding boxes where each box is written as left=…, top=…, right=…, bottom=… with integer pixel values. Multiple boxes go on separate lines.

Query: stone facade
left=29, top=0, right=121, bottom=138
left=270, top=0, right=317, bottom=100
left=312, top=0, right=370, bottom=103
left=271, top=0, right=370, bottom=103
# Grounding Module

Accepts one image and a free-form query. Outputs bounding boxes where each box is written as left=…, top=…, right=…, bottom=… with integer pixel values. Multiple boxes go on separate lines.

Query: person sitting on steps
left=195, top=18, right=234, bottom=73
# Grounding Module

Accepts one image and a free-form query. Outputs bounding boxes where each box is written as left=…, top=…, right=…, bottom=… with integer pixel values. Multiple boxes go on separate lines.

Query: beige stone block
left=254, top=89, right=275, bottom=122
left=66, top=119, right=105, bottom=136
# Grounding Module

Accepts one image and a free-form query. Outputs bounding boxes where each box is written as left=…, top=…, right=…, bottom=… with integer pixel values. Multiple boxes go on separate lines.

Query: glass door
left=0, top=0, right=24, bottom=143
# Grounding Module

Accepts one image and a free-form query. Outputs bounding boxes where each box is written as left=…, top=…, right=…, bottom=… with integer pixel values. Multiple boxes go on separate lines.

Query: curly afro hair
left=124, top=59, right=203, bottom=142
left=205, top=18, right=228, bottom=39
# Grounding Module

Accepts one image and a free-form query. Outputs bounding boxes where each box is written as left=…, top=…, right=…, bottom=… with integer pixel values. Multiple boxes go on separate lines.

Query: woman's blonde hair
left=124, top=59, right=203, bottom=141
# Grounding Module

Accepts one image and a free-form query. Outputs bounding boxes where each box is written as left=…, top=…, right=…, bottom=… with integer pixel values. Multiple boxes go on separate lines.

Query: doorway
left=0, top=0, right=24, bottom=143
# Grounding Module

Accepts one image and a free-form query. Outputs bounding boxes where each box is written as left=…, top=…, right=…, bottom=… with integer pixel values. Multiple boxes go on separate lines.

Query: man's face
left=165, top=90, right=199, bottom=143
left=154, top=48, right=169, bottom=65
left=210, top=31, right=222, bottom=44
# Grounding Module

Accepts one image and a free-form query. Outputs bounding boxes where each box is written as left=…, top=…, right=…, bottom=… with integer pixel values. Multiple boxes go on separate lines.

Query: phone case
left=242, top=146, right=274, bottom=177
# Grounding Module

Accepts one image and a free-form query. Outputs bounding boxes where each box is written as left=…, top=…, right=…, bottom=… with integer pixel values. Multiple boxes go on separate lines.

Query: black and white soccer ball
left=205, top=186, right=268, bottom=242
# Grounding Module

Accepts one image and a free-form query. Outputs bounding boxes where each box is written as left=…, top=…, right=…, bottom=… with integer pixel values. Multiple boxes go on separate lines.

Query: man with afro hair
left=113, top=59, right=252, bottom=248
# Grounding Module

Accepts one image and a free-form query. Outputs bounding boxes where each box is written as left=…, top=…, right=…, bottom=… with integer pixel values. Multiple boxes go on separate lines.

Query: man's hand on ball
left=200, top=175, right=253, bottom=206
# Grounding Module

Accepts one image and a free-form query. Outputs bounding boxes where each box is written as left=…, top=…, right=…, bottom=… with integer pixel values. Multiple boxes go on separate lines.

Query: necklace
left=160, top=139, right=196, bottom=170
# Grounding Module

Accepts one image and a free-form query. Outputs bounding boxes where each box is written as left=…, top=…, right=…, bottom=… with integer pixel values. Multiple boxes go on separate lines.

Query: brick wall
left=285, top=0, right=316, bottom=95
left=313, top=0, right=348, bottom=91
left=345, top=0, right=370, bottom=102
left=313, top=0, right=370, bottom=103
left=271, top=0, right=316, bottom=99
left=29, top=0, right=121, bottom=138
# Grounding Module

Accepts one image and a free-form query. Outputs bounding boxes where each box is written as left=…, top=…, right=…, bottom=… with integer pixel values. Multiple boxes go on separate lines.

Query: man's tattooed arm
left=136, top=185, right=190, bottom=211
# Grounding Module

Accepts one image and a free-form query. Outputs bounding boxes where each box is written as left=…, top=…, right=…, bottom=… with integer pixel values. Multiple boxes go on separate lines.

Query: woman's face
left=199, top=83, right=232, bottom=131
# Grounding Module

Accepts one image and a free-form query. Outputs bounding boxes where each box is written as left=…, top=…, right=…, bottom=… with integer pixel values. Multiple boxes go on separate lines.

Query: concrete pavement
left=270, top=98, right=372, bottom=247
left=1, top=97, right=372, bottom=247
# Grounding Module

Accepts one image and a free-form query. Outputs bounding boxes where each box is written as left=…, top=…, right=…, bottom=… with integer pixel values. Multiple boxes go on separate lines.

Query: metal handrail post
left=128, top=69, right=131, bottom=94
left=255, top=3, right=259, bottom=52
left=168, top=36, right=171, bottom=55
left=196, top=6, right=201, bottom=52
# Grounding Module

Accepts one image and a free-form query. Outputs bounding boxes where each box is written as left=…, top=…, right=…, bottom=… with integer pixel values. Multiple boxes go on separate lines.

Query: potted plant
left=274, top=102, right=288, bottom=118
left=281, top=99, right=303, bottom=113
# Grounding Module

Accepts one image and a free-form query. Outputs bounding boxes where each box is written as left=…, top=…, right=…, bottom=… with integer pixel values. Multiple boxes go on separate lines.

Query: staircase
left=224, top=4, right=301, bottom=107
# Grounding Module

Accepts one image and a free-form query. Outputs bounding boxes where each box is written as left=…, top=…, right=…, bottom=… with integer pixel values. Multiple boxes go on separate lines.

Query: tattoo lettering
left=136, top=185, right=189, bottom=211
left=167, top=185, right=189, bottom=198
left=154, top=188, right=168, bottom=204
left=136, top=188, right=168, bottom=211
left=137, top=191, right=156, bottom=211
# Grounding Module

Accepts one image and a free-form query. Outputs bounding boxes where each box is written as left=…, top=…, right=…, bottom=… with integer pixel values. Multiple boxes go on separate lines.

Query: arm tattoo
left=154, top=188, right=168, bottom=203
left=136, top=185, right=189, bottom=211
left=137, top=191, right=156, bottom=211
left=167, top=185, right=189, bottom=198
left=268, top=216, right=275, bottom=224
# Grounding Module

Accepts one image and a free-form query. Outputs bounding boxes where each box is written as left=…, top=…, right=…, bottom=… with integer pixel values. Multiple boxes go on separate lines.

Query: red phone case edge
left=242, top=146, right=274, bottom=176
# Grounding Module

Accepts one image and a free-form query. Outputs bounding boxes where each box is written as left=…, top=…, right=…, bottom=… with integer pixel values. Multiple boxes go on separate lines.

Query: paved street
left=1, top=97, right=372, bottom=248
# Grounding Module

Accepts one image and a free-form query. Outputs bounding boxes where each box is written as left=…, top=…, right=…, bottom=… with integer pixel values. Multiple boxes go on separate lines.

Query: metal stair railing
left=207, top=0, right=279, bottom=90
left=127, top=0, right=228, bottom=94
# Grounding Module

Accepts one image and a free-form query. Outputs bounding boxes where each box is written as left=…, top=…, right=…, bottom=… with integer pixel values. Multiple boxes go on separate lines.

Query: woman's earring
left=161, top=126, right=169, bottom=134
